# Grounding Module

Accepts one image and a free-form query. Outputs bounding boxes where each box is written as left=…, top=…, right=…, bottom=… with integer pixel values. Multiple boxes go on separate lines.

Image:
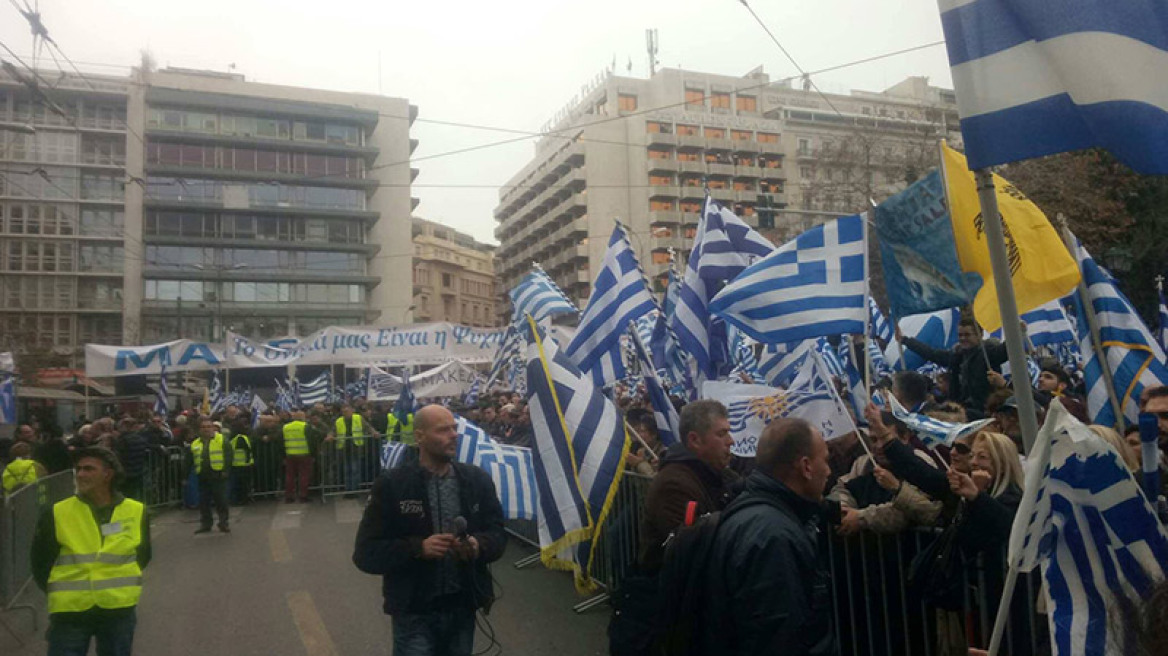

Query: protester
left=624, top=408, right=665, bottom=476
left=3, top=441, right=44, bottom=494
left=32, top=446, right=151, bottom=656
left=353, top=404, right=506, bottom=656
left=638, top=400, right=738, bottom=573
left=699, top=417, right=835, bottom=655
left=1089, top=425, right=1140, bottom=473
left=897, top=318, right=1008, bottom=415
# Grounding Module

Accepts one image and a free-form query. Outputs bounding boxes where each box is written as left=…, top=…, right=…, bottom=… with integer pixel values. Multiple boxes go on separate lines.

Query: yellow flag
left=940, top=142, right=1080, bottom=332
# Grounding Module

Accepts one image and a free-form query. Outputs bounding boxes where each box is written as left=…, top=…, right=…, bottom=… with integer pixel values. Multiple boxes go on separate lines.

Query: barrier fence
left=0, top=471, right=76, bottom=616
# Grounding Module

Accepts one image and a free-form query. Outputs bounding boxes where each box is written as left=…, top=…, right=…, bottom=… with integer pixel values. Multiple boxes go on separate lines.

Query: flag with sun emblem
left=702, top=350, right=855, bottom=457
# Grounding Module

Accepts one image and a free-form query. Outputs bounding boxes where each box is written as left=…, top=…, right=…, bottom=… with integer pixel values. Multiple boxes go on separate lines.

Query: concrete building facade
left=412, top=217, right=498, bottom=327
left=0, top=66, right=417, bottom=358
left=492, top=66, right=961, bottom=312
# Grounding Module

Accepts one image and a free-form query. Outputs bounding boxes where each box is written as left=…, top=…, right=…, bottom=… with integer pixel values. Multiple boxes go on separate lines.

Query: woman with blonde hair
left=1088, top=424, right=1141, bottom=473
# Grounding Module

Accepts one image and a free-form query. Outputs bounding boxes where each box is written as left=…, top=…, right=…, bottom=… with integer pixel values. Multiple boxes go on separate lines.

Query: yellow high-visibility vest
left=232, top=434, right=253, bottom=467
left=387, top=413, right=415, bottom=446
left=190, top=433, right=226, bottom=475
left=283, top=421, right=309, bottom=456
left=334, top=415, right=366, bottom=449
left=3, top=458, right=38, bottom=493
left=47, top=496, right=144, bottom=614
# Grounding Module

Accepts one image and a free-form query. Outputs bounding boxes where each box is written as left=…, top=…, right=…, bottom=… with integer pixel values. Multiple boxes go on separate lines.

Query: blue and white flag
left=874, top=169, right=981, bottom=317
left=0, top=374, right=15, bottom=424
left=1002, top=357, right=1042, bottom=387
left=153, top=366, right=169, bottom=417
left=456, top=416, right=537, bottom=520
left=1159, top=289, right=1168, bottom=353
left=485, top=324, right=522, bottom=390
left=344, top=377, right=367, bottom=401
left=884, top=308, right=961, bottom=372
left=509, top=266, right=578, bottom=324
left=273, top=379, right=294, bottom=412
left=652, top=262, right=691, bottom=392
left=249, top=394, right=267, bottom=430
left=524, top=316, right=628, bottom=593
left=628, top=320, right=680, bottom=448
left=868, top=298, right=894, bottom=343
left=380, top=441, right=411, bottom=470
left=728, top=327, right=763, bottom=383
left=710, top=214, right=867, bottom=345
left=672, top=196, right=774, bottom=380
left=298, top=372, right=331, bottom=406
left=209, top=372, right=227, bottom=414
left=463, top=374, right=483, bottom=407
left=867, top=338, right=894, bottom=380
left=1069, top=236, right=1168, bottom=426
left=1009, top=402, right=1168, bottom=655
left=565, top=224, right=658, bottom=387
left=394, top=367, right=416, bottom=423
left=756, top=339, right=815, bottom=388
left=835, top=339, right=870, bottom=427
left=938, top=0, right=1168, bottom=174
left=703, top=350, right=855, bottom=457
left=885, top=392, right=993, bottom=448
left=991, top=300, right=1076, bottom=346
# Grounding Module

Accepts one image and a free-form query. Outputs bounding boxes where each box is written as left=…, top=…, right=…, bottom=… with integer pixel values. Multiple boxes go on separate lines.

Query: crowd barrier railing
left=0, top=470, right=76, bottom=622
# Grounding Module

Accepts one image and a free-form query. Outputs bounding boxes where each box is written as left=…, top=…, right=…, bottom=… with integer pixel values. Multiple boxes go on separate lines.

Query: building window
left=800, top=165, right=813, bottom=179
left=677, top=150, right=699, bottom=162
left=646, top=121, right=672, bottom=134
left=704, top=127, right=726, bottom=140
left=761, top=156, right=782, bottom=169
left=758, top=132, right=780, bottom=144
left=710, top=93, right=731, bottom=109
left=618, top=94, right=638, bottom=111
left=649, top=199, right=676, bottom=211
left=651, top=251, right=671, bottom=264
left=676, top=124, right=699, bottom=136
left=649, top=174, right=674, bottom=186
left=731, top=130, right=753, bottom=141
left=680, top=201, right=701, bottom=214
left=442, top=273, right=453, bottom=288
left=736, top=96, right=757, bottom=112
left=647, top=148, right=672, bottom=160
left=685, top=89, right=704, bottom=107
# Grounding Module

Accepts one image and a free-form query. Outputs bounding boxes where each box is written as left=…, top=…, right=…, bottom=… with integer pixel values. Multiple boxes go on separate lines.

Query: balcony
left=647, top=132, right=677, bottom=147
left=731, top=139, right=759, bottom=154
left=705, top=138, right=733, bottom=152
left=735, top=165, right=762, bottom=178
left=678, top=134, right=705, bottom=149
left=648, top=210, right=682, bottom=225
left=649, top=233, right=686, bottom=251
left=648, top=185, right=680, bottom=199
left=646, top=158, right=677, bottom=173
left=709, top=188, right=737, bottom=204
left=707, top=163, right=735, bottom=177
left=677, top=160, right=706, bottom=175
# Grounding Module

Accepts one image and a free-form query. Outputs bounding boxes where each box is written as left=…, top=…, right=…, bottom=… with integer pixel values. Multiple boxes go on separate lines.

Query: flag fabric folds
left=885, top=392, right=993, bottom=448
left=1158, top=289, right=1168, bottom=353
left=1008, top=402, right=1168, bottom=655
left=672, top=196, right=774, bottom=380
left=652, top=263, right=690, bottom=392
left=990, top=300, right=1076, bottom=346
left=380, top=441, right=410, bottom=470
left=456, top=416, right=538, bottom=521
left=209, top=372, right=226, bottom=414
left=297, top=372, right=331, bottom=406
left=523, top=316, right=628, bottom=592
left=941, top=142, right=1081, bottom=331
left=885, top=308, right=961, bottom=372
left=710, top=214, right=866, bottom=345
left=628, top=321, right=680, bottom=448
left=153, top=366, right=169, bottom=417
left=0, top=373, right=16, bottom=424
left=937, top=0, right=1168, bottom=174
left=565, top=224, right=658, bottom=387
left=394, top=368, right=416, bottom=424
left=868, top=298, right=894, bottom=344
left=509, top=266, right=578, bottom=324
left=1068, top=236, right=1168, bottom=427
left=874, top=169, right=980, bottom=318
left=756, top=339, right=815, bottom=388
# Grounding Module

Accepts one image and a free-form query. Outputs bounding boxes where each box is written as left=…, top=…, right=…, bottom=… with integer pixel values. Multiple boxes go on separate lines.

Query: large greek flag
left=509, top=266, right=578, bottom=323
left=672, top=196, right=774, bottom=380
left=524, top=316, right=628, bottom=593
left=1009, top=402, right=1168, bottom=655
left=710, top=214, right=867, bottom=345
left=1068, top=235, right=1168, bottom=426
left=938, top=0, right=1168, bottom=174
left=456, top=416, right=537, bottom=520
left=298, top=372, right=331, bottom=406
left=652, top=263, right=690, bottom=392
left=566, top=224, right=657, bottom=387
left=628, top=321, right=680, bottom=448
left=756, top=339, right=815, bottom=388
left=990, top=299, right=1076, bottom=346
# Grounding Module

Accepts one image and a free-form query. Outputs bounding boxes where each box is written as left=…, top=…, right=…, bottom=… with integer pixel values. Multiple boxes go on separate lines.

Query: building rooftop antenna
left=646, top=29, right=659, bottom=77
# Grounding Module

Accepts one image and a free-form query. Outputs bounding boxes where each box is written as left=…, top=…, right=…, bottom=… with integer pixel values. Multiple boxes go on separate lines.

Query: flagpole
left=1057, top=215, right=1126, bottom=431
left=972, top=168, right=1040, bottom=455
left=986, top=564, right=1020, bottom=656
left=863, top=204, right=874, bottom=395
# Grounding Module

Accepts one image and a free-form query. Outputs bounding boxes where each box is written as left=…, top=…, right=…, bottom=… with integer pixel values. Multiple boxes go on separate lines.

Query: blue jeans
left=48, top=608, right=137, bottom=656
left=391, top=608, right=474, bottom=656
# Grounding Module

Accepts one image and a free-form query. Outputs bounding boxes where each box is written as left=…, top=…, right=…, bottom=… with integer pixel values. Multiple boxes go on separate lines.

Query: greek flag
left=756, top=339, right=815, bottom=388
left=938, top=0, right=1168, bottom=174
left=510, top=266, right=578, bottom=323
left=298, top=372, right=331, bottom=406
left=884, top=308, right=961, bottom=372
left=0, top=374, right=13, bottom=424
left=249, top=394, right=267, bottom=430
left=380, top=441, right=410, bottom=470
left=1159, top=289, right=1168, bottom=353
left=710, top=214, right=867, bottom=345
left=1069, top=235, right=1168, bottom=426
left=869, top=298, right=894, bottom=343
left=728, top=327, right=763, bottom=383
left=394, top=368, right=416, bottom=423
left=628, top=321, right=680, bottom=447
left=1009, top=402, right=1168, bottom=655
left=209, top=372, right=226, bottom=414
left=274, top=379, right=294, bottom=412
left=835, top=339, right=870, bottom=426
left=652, top=262, right=690, bottom=392
left=565, top=224, right=658, bottom=387
left=344, top=378, right=367, bottom=401
left=153, top=366, right=169, bottom=417
left=485, top=324, right=521, bottom=390
left=868, top=338, right=894, bottom=380
left=524, top=316, right=628, bottom=593
left=672, top=196, right=774, bottom=380
left=1140, top=415, right=1162, bottom=503
left=884, top=392, right=993, bottom=448
left=456, top=416, right=538, bottom=520
left=990, top=300, right=1076, bottom=346
left=1002, top=357, right=1042, bottom=388
left=463, top=374, right=483, bottom=406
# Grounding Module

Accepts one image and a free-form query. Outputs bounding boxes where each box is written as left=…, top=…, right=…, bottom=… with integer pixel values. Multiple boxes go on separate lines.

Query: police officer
left=188, top=417, right=231, bottom=533
left=31, top=446, right=151, bottom=656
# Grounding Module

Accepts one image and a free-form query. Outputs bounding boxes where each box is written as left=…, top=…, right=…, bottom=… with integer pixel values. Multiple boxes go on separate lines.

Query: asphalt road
left=2, top=498, right=611, bottom=656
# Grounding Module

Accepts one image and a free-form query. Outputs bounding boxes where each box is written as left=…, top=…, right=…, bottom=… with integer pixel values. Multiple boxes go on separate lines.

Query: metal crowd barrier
left=0, top=470, right=75, bottom=620
left=143, top=446, right=185, bottom=509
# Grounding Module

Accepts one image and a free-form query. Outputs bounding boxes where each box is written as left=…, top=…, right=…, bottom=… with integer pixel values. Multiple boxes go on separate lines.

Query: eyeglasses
left=952, top=443, right=972, bottom=455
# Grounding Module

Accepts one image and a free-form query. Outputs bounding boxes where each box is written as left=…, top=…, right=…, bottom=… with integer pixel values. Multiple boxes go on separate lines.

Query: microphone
left=453, top=516, right=468, bottom=540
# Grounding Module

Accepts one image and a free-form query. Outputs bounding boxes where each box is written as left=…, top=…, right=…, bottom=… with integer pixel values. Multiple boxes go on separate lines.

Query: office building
left=412, top=217, right=498, bottom=327
left=0, top=65, right=417, bottom=359
left=492, top=66, right=961, bottom=308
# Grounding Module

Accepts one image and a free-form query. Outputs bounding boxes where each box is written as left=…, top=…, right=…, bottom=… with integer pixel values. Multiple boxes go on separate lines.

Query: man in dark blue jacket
left=353, top=404, right=506, bottom=656
left=702, top=417, right=836, bottom=656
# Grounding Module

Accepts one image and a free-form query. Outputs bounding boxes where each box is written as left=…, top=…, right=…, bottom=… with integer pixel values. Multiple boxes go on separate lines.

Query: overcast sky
left=1, top=0, right=954, bottom=244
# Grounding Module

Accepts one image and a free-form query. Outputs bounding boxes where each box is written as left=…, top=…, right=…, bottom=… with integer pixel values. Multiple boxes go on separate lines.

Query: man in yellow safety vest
left=282, top=410, right=313, bottom=503
left=189, top=417, right=232, bottom=534
left=230, top=426, right=253, bottom=506
left=3, top=441, right=44, bottom=495
left=386, top=409, right=415, bottom=446
left=32, top=446, right=151, bottom=655
left=328, top=403, right=378, bottom=496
